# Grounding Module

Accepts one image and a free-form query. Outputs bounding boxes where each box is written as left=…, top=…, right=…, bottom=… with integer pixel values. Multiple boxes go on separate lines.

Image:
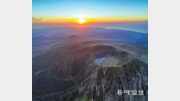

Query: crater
left=90, top=44, right=132, bottom=67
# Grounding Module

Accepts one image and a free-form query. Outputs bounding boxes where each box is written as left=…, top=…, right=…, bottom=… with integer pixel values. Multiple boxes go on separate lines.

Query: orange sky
left=32, top=16, right=148, bottom=25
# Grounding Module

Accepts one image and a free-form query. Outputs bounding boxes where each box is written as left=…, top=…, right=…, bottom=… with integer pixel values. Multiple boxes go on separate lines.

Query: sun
left=77, top=18, right=86, bottom=24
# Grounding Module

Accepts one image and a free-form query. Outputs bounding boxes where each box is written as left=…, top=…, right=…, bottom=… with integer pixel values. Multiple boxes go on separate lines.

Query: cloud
left=32, top=16, right=43, bottom=22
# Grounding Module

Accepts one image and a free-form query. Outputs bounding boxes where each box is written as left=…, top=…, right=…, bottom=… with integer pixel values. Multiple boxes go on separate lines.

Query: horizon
left=32, top=0, right=148, bottom=24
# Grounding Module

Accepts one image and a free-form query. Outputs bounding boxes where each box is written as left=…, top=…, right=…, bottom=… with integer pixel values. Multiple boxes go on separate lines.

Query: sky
left=32, top=0, right=148, bottom=23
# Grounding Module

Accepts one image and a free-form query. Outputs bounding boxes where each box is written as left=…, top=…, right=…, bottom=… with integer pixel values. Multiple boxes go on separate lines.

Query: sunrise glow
left=77, top=18, right=86, bottom=24
left=32, top=0, right=148, bottom=26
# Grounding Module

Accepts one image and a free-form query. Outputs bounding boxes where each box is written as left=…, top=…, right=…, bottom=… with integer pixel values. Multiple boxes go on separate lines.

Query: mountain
left=33, top=40, right=148, bottom=101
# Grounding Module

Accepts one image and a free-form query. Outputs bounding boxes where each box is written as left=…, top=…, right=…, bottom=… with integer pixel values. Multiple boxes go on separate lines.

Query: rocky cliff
left=33, top=41, right=148, bottom=101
